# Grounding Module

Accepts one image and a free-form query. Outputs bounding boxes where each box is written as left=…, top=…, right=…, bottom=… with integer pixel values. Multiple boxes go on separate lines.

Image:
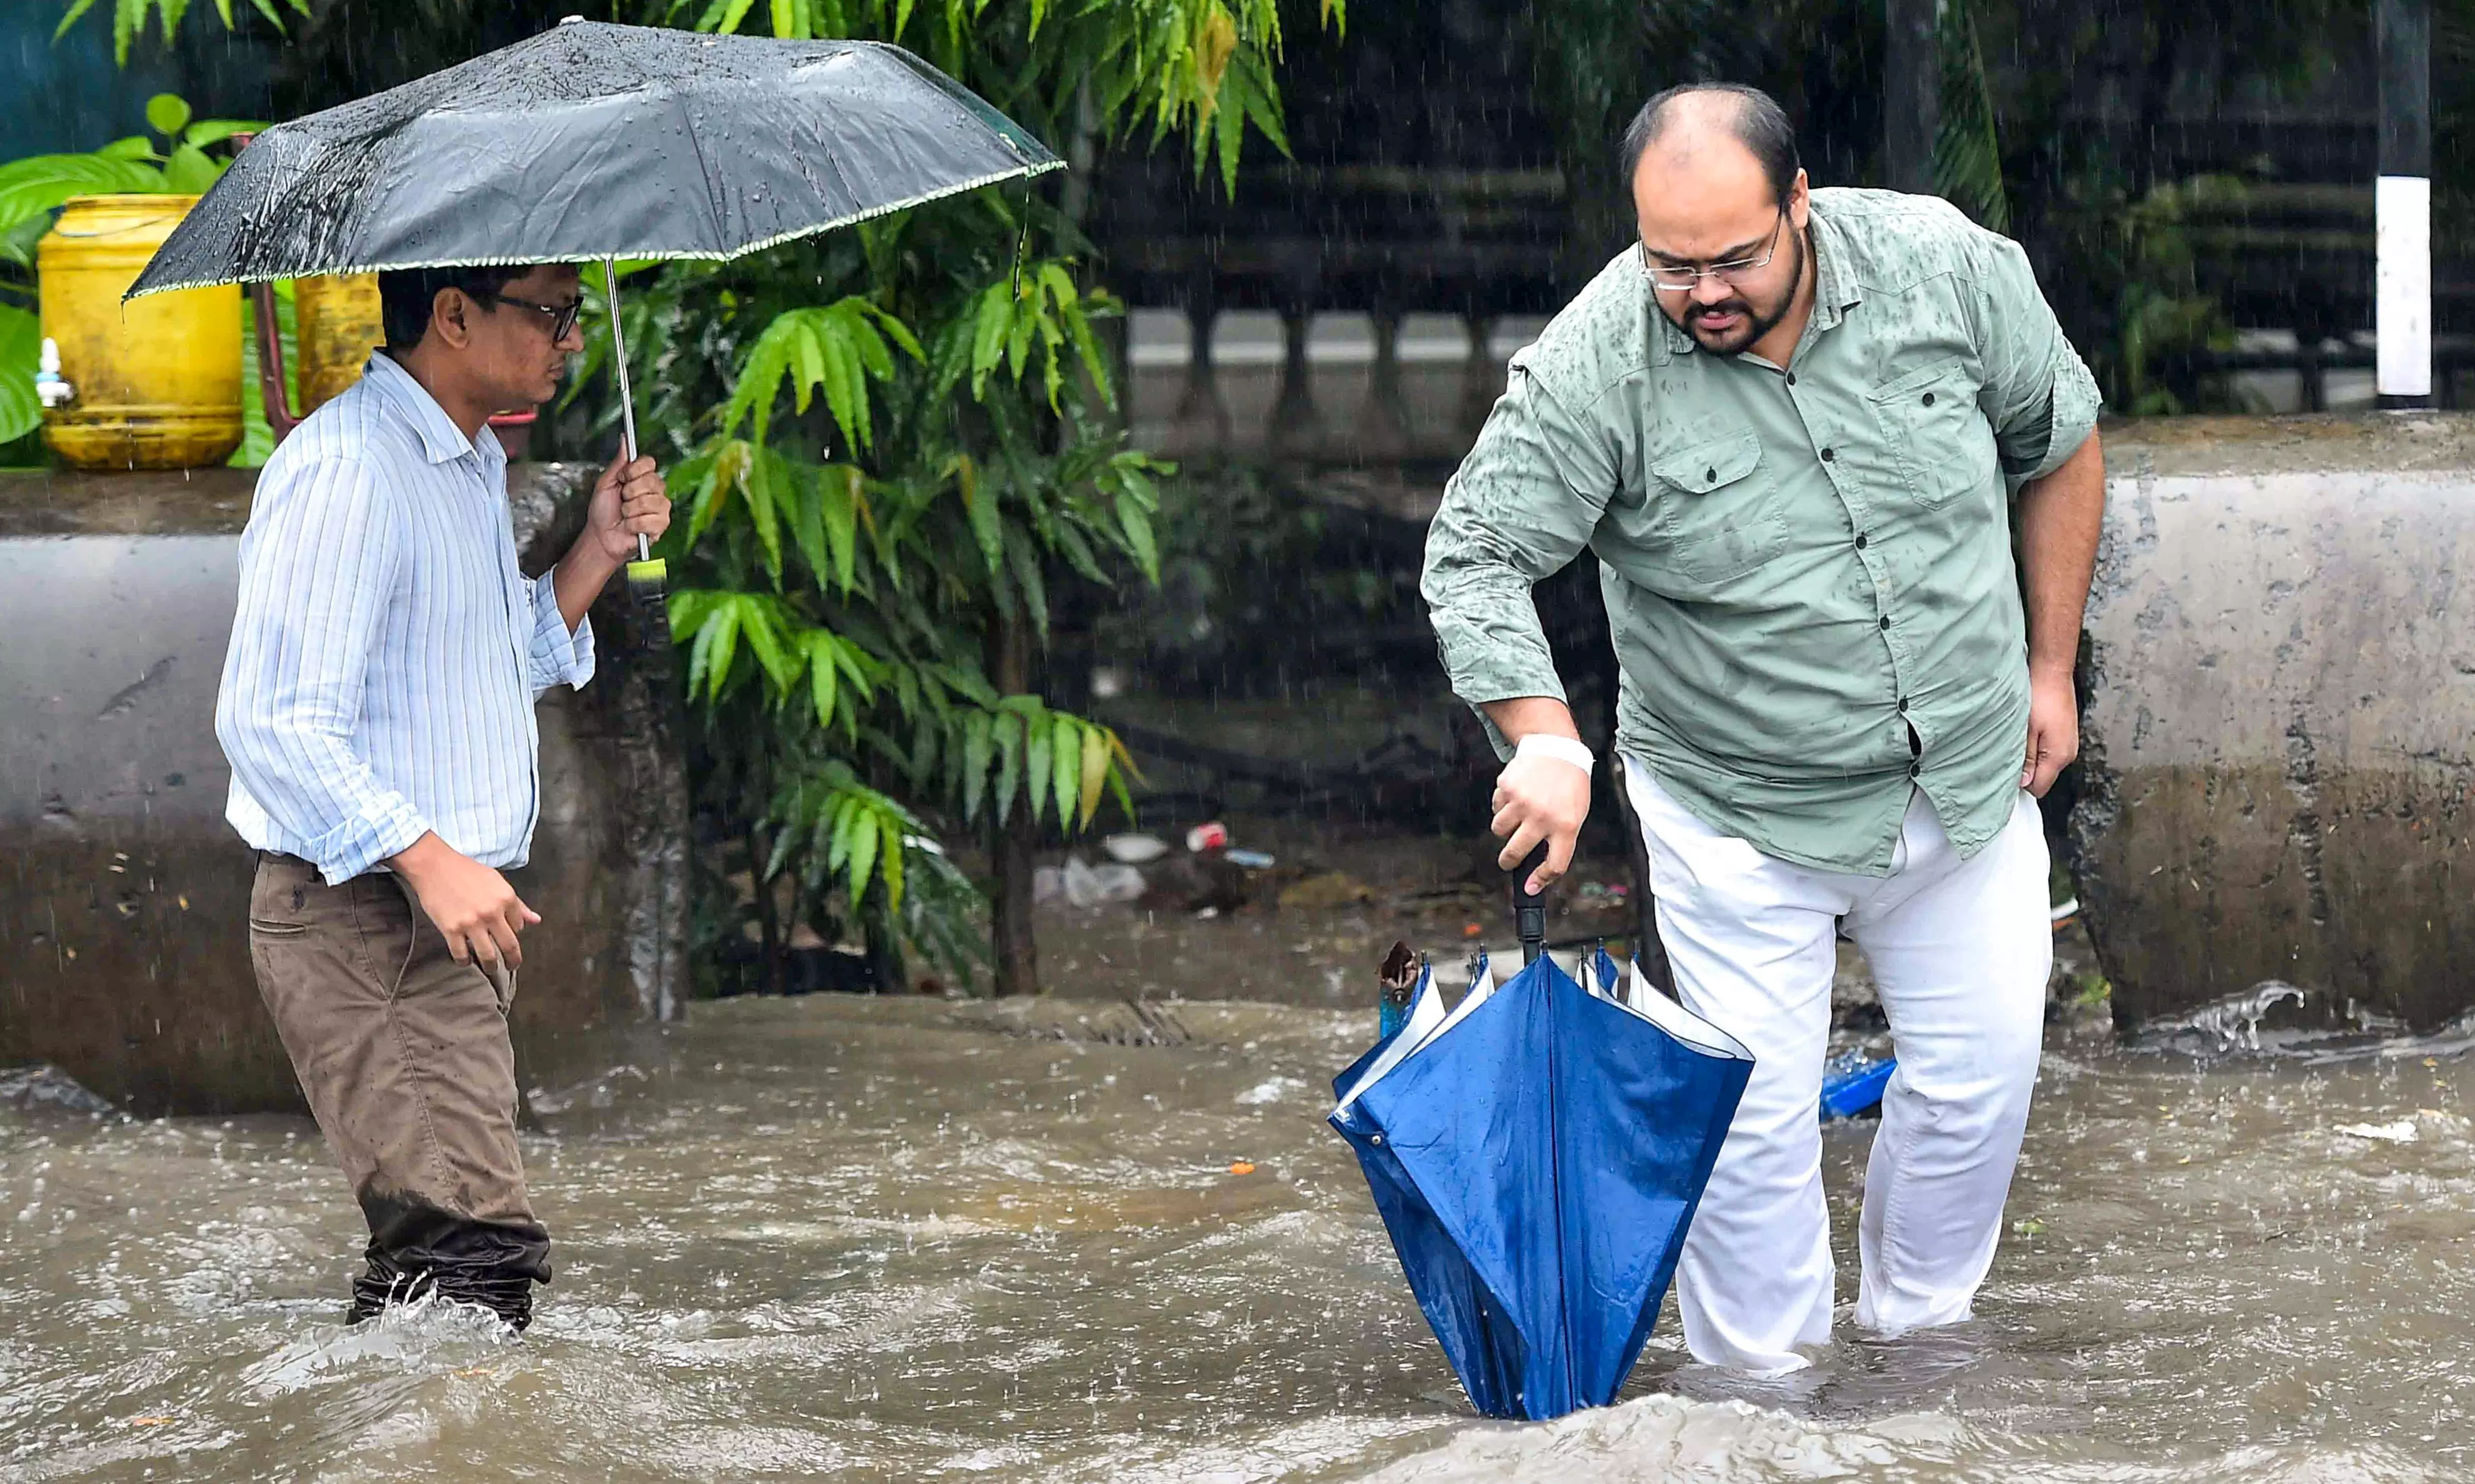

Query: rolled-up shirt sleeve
left=1967, top=229, right=2101, bottom=489
left=214, top=456, right=430, bottom=884
left=1421, top=358, right=1616, bottom=757
left=525, top=571, right=595, bottom=696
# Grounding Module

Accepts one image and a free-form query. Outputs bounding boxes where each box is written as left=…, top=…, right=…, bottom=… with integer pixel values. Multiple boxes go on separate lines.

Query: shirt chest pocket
left=1647, top=430, right=1788, bottom=586
left=1868, top=356, right=1995, bottom=508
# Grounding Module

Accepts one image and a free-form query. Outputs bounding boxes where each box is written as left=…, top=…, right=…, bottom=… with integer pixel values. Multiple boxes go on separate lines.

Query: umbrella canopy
left=1330, top=951, right=1753, bottom=1420
left=125, top=19, right=1061, bottom=296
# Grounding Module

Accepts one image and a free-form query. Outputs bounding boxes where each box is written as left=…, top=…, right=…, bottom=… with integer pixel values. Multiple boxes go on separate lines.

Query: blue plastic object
left=1820, top=1050, right=1895, bottom=1121
left=1328, top=953, right=1753, bottom=1420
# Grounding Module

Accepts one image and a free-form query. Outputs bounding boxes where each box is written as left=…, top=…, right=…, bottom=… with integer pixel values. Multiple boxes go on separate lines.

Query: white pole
left=604, top=256, right=647, bottom=561
left=2377, top=0, right=2433, bottom=407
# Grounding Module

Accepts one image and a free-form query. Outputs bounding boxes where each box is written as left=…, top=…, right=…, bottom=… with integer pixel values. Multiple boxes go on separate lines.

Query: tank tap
left=35, top=338, right=73, bottom=409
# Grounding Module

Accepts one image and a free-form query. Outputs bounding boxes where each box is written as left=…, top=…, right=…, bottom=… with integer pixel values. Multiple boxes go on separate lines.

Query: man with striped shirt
left=216, top=262, right=670, bottom=1329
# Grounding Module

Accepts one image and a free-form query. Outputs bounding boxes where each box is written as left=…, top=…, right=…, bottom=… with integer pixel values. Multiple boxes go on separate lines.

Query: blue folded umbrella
left=1329, top=949, right=1753, bottom=1420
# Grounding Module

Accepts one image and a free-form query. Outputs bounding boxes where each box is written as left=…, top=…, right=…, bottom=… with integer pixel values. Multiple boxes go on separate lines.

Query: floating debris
left=0, top=1064, right=116, bottom=1116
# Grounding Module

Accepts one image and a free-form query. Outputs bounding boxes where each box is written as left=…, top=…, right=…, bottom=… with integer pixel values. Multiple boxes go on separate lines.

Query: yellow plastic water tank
left=293, top=273, right=383, bottom=414
left=38, top=194, right=243, bottom=470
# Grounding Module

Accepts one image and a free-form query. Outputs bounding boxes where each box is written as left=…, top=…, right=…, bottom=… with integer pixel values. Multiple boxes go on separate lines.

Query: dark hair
left=377, top=264, right=531, bottom=353
left=1618, top=83, right=1801, bottom=206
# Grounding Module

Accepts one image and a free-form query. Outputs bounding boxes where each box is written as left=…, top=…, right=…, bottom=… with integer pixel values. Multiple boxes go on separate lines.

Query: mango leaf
left=1026, top=702, right=1054, bottom=824
left=682, top=439, right=749, bottom=546
left=683, top=596, right=744, bottom=701
left=0, top=305, right=40, bottom=445
left=961, top=709, right=995, bottom=822
left=1077, top=723, right=1110, bottom=829
left=1014, top=528, right=1056, bottom=644
left=738, top=597, right=796, bottom=695
left=992, top=710, right=1022, bottom=825
left=967, top=281, right=1012, bottom=399
left=845, top=799, right=881, bottom=904
left=876, top=813, right=905, bottom=911
left=722, top=297, right=921, bottom=455
left=954, top=454, right=1003, bottom=576
left=806, top=628, right=842, bottom=729
left=820, top=462, right=863, bottom=592
left=1051, top=713, right=1083, bottom=831
left=1106, top=731, right=1141, bottom=826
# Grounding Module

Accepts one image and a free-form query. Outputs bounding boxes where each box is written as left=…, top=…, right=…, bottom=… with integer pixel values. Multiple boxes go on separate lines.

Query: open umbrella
left=125, top=18, right=1063, bottom=599
left=1329, top=872, right=1754, bottom=1420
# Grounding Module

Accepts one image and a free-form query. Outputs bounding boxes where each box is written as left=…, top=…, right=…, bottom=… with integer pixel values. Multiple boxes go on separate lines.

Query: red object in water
left=1184, top=822, right=1229, bottom=853
left=487, top=409, right=537, bottom=460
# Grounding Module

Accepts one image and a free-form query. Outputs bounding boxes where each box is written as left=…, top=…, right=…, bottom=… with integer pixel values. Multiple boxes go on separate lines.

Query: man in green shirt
left=1423, top=83, right=2104, bottom=1373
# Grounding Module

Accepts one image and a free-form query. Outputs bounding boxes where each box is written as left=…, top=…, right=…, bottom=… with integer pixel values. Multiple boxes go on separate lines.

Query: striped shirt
left=216, top=352, right=594, bottom=885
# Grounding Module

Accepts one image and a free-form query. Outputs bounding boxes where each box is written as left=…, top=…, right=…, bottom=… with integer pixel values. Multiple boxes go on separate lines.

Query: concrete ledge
left=2073, top=412, right=2475, bottom=1032
left=0, top=464, right=689, bottom=1115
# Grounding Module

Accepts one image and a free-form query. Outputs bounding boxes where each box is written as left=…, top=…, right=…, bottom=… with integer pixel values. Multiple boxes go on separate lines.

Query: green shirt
left=1422, top=188, right=2101, bottom=875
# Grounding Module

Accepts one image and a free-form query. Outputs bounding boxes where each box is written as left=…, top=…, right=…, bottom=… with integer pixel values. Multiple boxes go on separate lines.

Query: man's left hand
left=587, top=451, right=671, bottom=564
left=2020, top=667, right=2077, bottom=796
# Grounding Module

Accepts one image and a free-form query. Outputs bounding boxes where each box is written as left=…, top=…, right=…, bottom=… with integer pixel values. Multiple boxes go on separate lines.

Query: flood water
left=4, top=984, right=2472, bottom=1482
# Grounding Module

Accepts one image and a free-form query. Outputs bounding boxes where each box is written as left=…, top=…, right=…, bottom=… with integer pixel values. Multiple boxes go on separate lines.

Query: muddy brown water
left=4, top=978, right=2472, bottom=1481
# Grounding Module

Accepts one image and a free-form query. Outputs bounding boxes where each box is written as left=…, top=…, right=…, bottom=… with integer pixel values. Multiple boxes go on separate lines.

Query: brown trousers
left=248, top=853, right=550, bottom=1327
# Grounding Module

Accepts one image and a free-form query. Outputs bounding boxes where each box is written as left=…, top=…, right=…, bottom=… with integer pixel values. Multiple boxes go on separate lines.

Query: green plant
left=601, top=0, right=1336, bottom=995
left=2056, top=169, right=2248, bottom=415
left=0, top=93, right=264, bottom=455
left=55, top=0, right=309, bottom=65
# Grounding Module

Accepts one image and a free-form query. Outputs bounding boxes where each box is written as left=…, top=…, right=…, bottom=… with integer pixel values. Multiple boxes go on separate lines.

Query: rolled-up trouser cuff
left=350, top=1192, right=551, bottom=1330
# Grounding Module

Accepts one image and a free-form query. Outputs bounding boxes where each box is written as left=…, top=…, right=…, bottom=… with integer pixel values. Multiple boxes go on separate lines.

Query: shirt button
left=1897, top=696, right=1909, bottom=712
left=1879, top=615, right=1891, bottom=630
left=1820, top=446, right=1836, bottom=462
left=1786, top=373, right=1798, bottom=387
left=1921, top=391, right=1937, bottom=407
left=1909, top=761, right=1921, bottom=778
left=1854, top=532, right=1869, bottom=551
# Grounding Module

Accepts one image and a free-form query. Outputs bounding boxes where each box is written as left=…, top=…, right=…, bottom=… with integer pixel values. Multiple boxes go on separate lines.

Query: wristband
left=1514, top=732, right=1595, bottom=774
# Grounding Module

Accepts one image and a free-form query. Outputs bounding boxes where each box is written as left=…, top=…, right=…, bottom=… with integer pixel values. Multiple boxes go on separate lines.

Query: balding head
left=1619, top=84, right=1800, bottom=207
left=1622, top=83, right=1813, bottom=359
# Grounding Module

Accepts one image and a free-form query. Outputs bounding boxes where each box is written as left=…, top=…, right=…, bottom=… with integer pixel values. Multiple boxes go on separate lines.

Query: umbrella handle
left=605, top=257, right=669, bottom=624
left=1512, top=843, right=1549, bottom=965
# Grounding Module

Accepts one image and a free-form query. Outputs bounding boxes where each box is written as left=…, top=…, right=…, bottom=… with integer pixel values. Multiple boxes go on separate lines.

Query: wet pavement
left=4, top=948, right=2472, bottom=1483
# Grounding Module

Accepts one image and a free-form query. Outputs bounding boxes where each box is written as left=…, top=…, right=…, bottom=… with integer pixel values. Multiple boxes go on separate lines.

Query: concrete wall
left=2074, top=412, right=2475, bottom=1032
left=0, top=466, right=688, bottom=1115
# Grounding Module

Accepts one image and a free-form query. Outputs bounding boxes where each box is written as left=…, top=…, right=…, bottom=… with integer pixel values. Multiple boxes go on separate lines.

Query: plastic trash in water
left=1224, top=848, right=1276, bottom=869
left=1061, top=856, right=1145, bottom=908
left=1185, top=822, right=1230, bottom=852
left=1102, top=833, right=1170, bottom=864
left=2334, top=1119, right=2419, bottom=1143
left=1820, top=1049, right=1896, bottom=1122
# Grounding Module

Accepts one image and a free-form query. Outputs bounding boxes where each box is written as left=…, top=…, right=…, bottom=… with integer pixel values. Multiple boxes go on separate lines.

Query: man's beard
left=1668, top=226, right=1805, bottom=357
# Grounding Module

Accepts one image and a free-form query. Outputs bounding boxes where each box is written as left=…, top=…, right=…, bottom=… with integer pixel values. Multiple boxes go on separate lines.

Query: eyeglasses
left=485, top=290, right=584, bottom=343
left=1638, top=210, right=1788, bottom=292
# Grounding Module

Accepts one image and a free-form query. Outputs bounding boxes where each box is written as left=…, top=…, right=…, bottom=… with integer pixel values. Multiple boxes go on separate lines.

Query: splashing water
left=2, top=993, right=2470, bottom=1481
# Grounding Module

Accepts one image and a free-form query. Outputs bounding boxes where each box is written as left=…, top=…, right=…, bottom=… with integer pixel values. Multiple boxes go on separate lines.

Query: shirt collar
left=1646, top=197, right=1866, bottom=360
left=1804, top=196, right=1863, bottom=331
left=361, top=351, right=497, bottom=468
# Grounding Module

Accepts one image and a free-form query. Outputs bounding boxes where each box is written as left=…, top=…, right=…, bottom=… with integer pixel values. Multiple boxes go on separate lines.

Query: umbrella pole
left=606, top=257, right=666, bottom=610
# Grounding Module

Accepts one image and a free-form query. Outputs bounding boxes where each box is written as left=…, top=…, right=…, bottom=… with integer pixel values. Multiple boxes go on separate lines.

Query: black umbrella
left=127, top=18, right=1063, bottom=595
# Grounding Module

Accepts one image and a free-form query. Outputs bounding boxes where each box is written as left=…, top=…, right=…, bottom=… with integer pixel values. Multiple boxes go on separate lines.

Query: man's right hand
left=388, top=831, right=539, bottom=968
left=1480, top=698, right=1593, bottom=895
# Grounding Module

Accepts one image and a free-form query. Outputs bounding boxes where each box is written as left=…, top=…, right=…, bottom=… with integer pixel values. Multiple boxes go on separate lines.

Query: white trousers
left=1623, top=761, right=2051, bottom=1374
